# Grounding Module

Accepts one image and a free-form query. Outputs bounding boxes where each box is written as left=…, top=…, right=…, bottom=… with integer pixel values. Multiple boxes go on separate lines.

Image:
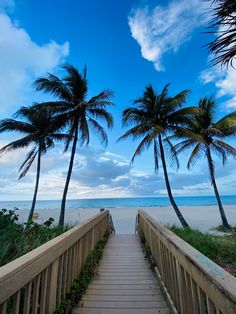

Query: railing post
left=92, top=227, right=95, bottom=250
left=45, top=259, right=59, bottom=313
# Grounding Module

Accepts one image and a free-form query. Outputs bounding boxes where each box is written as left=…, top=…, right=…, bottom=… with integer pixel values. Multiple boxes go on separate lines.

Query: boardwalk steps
left=74, top=235, right=169, bottom=314
left=1, top=210, right=236, bottom=314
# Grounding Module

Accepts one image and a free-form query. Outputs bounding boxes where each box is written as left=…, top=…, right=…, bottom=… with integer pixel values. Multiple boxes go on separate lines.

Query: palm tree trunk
left=206, top=148, right=230, bottom=228
left=27, top=149, right=41, bottom=222
left=59, top=124, right=78, bottom=228
left=158, top=134, right=189, bottom=228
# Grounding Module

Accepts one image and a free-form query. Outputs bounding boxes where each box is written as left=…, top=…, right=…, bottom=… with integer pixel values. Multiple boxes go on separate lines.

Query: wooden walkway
left=74, top=235, right=169, bottom=314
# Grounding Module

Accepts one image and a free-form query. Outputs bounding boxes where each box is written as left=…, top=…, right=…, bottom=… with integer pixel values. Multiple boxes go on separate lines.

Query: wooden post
left=45, top=259, right=59, bottom=313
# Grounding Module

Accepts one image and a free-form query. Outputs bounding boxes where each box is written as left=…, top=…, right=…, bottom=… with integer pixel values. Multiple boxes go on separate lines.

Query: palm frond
left=173, top=139, right=196, bottom=155
left=164, top=136, right=180, bottom=169
left=0, top=135, right=36, bottom=155
left=62, top=63, right=88, bottom=100
left=88, top=90, right=114, bottom=106
left=206, top=0, right=236, bottom=67
left=0, top=119, right=35, bottom=134
left=166, top=106, right=200, bottom=126
left=213, top=139, right=236, bottom=158
left=34, top=73, right=72, bottom=102
left=122, top=108, right=147, bottom=126
left=18, top=147, right=38, bottom=179
left=88, top=118, right=108, bottom=146
left=78, top=116, right=90, bottom=146
left=130, top=133, right=153, bottom=164
left=88, top=108, right=113, bottom=128
left=187, top=143, right=203, bottom=169
left=118, top=123, right=156, bottom=142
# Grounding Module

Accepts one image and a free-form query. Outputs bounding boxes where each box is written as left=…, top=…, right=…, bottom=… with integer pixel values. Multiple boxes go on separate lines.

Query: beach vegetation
left=172, top=97, right=236, bottom=228
left=170, top=225, right=236, bottom=276
left=0, top=106, right=68, bottom=222
left=119, top=83, right=197, bottom=228
left=34, top=64, right=114, bottom=227
left=0, top=208, right=70, bottom=267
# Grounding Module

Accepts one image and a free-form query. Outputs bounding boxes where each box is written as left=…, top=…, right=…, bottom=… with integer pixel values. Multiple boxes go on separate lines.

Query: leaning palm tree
left=173, top=97, right=236, bottom=228
left=207, top=0, right=236, bottom=67
left=119, top=84, right=194, bottom=228
left=34, top=64, right=114, bottom=227
left=0, top=105, right=68, bottom=222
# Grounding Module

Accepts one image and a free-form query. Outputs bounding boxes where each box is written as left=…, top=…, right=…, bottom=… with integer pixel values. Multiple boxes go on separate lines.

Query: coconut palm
left=119, top=84, right=195, bottom=228
left=34, top=64, right=114, bottom=227
left=207, top=0, right=236, bottom=67
left=0, top=105, right=68, bottom=222
left=173, top=97, right=236, bottom=228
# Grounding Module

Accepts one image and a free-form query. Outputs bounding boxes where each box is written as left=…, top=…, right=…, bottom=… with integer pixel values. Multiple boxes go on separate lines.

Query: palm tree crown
left=119, top=84, right=194, bottom=227
left=174, top=97, right=236, bottom=173
left=0, top=105, right=68, bottom=221
left=173, top=97, right=236, bottom=228
left=207, top=0, right=236, bottom=67
left=34, top=64, right=114, bottom=227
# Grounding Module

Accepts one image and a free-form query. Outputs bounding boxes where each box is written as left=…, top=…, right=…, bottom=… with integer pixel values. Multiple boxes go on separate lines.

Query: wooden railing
left=137, top=210, right=236, bottom=314
left=0, top=210, right=112, bottom=314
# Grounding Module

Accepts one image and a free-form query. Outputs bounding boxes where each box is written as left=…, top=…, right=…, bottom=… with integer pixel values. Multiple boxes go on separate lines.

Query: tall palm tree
left=207, top=0, right=236, bottom=67
left=173, top=97, right=236, bottom=228
left=34, top=64, right=114, bottom=227
left=119, top=84, right=195, bottom=228
left=0, top=105, right=68, bottom=222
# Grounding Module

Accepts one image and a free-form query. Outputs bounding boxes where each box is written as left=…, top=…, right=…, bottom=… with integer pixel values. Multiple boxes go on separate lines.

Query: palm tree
left=0, top=105, right=68, bottom=222
left=207, top=0, right=236, bottom=67
left=119, top=84, right=195, bottom=228
left=34, top=64, right=114, bottom=227
left=173, top=97, right=236, bottom=228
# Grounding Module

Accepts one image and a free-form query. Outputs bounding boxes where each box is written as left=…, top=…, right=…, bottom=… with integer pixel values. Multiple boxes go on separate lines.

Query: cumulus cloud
left=0, top=143, right=235, bottom=200
left=0, top=13, right=69, bottom=114
left=200, top=64, right=236, bottom=109
left=128, top=0, right=209, bottom=71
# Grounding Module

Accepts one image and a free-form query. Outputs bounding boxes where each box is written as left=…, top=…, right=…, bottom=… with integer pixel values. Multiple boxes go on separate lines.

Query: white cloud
left=200, top=62, right=236, bottom=109
left=128, top=0, right=209, bottom=71
left=0, top=13, right=69, bottom=114
left=0, top=142, right=235, bottom=200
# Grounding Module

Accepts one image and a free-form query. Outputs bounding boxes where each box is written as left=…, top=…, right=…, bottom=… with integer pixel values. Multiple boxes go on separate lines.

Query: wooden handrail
left=0, top=210, right=111, bottom=314
left=137, top=210, right=236, bottom=314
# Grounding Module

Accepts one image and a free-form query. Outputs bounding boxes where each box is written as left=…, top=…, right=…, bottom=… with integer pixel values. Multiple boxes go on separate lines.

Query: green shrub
left=170, top=226, right=236, bottom=276
left=0, top=209, right=71, bottom=267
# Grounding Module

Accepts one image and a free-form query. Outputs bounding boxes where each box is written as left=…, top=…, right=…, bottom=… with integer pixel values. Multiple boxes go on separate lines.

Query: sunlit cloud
left=128, top=0, right=209, bottom=71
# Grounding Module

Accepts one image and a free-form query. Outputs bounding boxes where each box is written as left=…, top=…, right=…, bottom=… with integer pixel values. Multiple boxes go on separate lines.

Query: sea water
left=0, top=196, right=236, bottom=233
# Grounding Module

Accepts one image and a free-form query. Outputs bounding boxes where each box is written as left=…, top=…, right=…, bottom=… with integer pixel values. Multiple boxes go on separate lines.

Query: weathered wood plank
left=74, top=308, right=170, bottom=314
left=85, top=289, right=162, bottom=295
left=79, top=300, right=168, bottom=308
left=75, top=235, right=169, bottom=313
left=91, top=279, right=157, bottom=285
left=82, top=295, right=164, bottom=302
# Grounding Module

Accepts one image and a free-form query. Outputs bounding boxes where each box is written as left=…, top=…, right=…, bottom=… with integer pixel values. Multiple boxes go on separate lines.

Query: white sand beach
left=16, top=205, right=236, bottom=234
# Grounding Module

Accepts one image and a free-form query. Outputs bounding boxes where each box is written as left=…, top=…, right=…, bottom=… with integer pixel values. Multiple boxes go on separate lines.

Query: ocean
left=1, top=195, right=236, bottom=211
left=1, top=196, right=236, bottom=233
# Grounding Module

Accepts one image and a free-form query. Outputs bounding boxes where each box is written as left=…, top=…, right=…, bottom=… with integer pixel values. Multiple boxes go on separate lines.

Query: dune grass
left=170, top=226, right=236, bottom=276
left=0, top=209, right=71, bottom=267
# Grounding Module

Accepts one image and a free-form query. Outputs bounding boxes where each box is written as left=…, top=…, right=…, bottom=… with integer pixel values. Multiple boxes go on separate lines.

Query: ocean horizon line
left=1, top=194, right=236, bottom=203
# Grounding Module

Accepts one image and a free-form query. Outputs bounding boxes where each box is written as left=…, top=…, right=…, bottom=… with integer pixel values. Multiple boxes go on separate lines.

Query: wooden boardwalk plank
left=75, top=309, right=170, bottom=314
left=73, top=235, right=169, bottom=314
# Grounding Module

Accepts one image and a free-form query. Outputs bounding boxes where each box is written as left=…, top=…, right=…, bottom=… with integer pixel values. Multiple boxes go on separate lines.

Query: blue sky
left=0, top=0, right=236, bottom=201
